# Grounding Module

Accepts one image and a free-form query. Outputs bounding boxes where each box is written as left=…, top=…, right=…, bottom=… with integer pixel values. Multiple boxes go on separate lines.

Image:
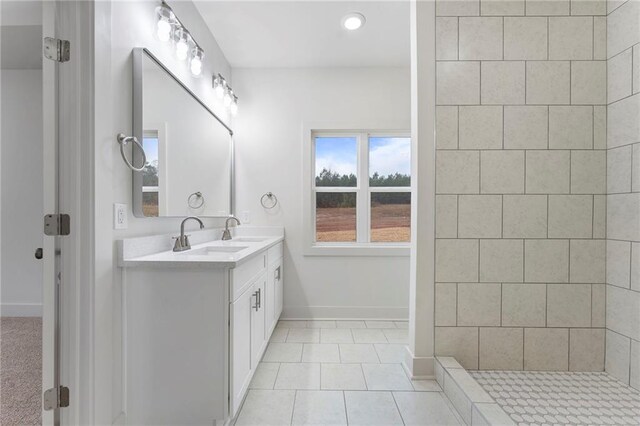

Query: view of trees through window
left=142, top=135, right=160, bottom=217
left=314, top=135, right=411, bottom=243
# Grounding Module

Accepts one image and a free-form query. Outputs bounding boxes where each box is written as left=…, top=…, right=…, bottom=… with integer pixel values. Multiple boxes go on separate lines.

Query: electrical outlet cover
left=114, top=203, right=128, bottom=230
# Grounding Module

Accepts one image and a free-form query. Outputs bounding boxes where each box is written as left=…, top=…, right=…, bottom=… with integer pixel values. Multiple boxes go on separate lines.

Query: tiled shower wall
left=605, top=0, right=640, bottom=390
left=433, top=0, right=608, bottom=371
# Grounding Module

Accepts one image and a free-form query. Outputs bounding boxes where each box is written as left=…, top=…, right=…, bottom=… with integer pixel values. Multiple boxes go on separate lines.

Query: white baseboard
left=1, top=303, right=43, bottom=317
left=402, top=346, right=435, bottom=379
left=282, top=305, right=409, bottom=320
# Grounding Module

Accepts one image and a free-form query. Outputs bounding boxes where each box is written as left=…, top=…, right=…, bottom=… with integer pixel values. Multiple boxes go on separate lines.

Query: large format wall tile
left=459, top=106, right=503, bottom=149
left=549, top=17, right=593, bottom=60
left=436, top=239, right=479, bottom=282
left=526, top=61, right=570, bottom=104
left=547, top=284, right=592, bottom=327
left=524, top=328, right=569, bottom=371
left=608, top=94, right=640, bottom=149
left=504, top=17, right=547, bottom=59
left=607, top=193, right=640, bottom=241
left=436, top=151, right=480, bottom=194
left=480, top=151, right=525, bottom=193
left=605, top=330, right=631, bottom=383
left=569, top=329, right=605, bottom=372
left=481, top=61, right=526, bottom=104
left=433, top=0, right=609, bottom=372
left=607, top=285, right=640, bottom=341
left=459, top=17, right=503, bottom=60
left=503, top=106, right=548, bottom=149
left=457, top=283, right=501, bottom=325
left=437, top=62, right=481, bottom=105
left=524, top=240, right=569, bottom=282
left=479, top=328, right=524, bottom=370
left=501, top=283, right=546, bottom=327
left=458, top=195, right=502, bottom=238
left=480, top=239, right=524, bottom=282
left=607, top=0, right=640, bottom=58
left=502, top=195, right=547, bottom=238
left=570, top=240, right=605, bottom=283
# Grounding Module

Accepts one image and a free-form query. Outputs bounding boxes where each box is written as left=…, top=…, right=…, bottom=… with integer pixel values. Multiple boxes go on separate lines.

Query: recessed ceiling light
left=342, top=12, right=366, bottom=31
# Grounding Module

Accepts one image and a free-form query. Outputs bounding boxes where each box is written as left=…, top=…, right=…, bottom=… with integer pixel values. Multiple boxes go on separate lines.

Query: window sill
left=303, top=244, right=410, bottom=257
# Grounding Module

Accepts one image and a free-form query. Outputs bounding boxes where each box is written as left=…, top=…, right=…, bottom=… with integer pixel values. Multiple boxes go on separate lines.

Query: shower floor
left=470, top=370, right=640, bottom=426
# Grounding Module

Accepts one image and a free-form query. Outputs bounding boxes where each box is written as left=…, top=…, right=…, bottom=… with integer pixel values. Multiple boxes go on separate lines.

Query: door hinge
left=44, top=214, right=71, bottom=236
left=43, top=37, right=70, bottom=63
left=43, top=386, right=70, bottom=410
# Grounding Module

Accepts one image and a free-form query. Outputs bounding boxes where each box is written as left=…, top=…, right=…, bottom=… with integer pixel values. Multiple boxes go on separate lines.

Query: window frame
left=303, top=126, right=411, bottom=257
left=142, top=123, right=168, bottom=216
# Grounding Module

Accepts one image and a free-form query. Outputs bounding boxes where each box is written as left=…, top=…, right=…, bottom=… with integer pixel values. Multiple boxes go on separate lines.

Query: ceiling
left=193, top=1, right=410, bottom=68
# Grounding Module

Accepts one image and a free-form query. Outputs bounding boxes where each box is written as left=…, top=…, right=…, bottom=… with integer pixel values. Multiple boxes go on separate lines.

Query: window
left=142, top=132, right=160, bottom=217
left=311, top=132, right=411, bottom=247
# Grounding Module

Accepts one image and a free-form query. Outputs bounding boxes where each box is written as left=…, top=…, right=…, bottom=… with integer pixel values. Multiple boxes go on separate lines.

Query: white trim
left=303, top=124, right=412, bottom=255
left=282, top=305, right=409, bottom=320
left=1, top=303, right=43, bottom=317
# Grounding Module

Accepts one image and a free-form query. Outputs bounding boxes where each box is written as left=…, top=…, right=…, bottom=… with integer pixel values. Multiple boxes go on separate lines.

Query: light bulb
left=155, top=4, right=175, bottom=42
left=223, top=89, right=232, bottom=107
left=213, top=75, right=226, bottom=99
left=157, top=19, right=171, bottom=41
left=190, top=46, right=204, bottom=76
left=175, top=27, right=191, bottom=61
left=230, top=96, right=238, bottom=116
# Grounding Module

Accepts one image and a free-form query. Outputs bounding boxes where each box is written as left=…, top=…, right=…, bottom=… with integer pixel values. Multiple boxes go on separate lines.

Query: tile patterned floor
left=470, top=370, right=640, bottom=426
left=235, top=320, right=463, bottom=425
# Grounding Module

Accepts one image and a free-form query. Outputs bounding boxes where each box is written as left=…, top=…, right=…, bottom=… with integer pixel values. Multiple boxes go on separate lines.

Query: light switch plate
left=114, top=203, right=128, bottom=230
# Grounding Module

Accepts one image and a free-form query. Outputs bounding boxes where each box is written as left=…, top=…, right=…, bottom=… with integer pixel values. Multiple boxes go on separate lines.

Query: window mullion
left=357, top=133, right=369, bottom=243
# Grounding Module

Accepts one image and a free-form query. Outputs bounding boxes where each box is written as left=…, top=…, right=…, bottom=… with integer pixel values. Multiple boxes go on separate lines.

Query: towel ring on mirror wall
left=188, top=191, right=205, bottom=209
left=117, top=133, right=147, bottom=172
left=260, top=192, right=278, bottom=209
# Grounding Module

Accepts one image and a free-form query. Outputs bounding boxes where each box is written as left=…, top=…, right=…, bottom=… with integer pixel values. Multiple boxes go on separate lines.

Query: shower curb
left=435, top=357, right=515, bottom=426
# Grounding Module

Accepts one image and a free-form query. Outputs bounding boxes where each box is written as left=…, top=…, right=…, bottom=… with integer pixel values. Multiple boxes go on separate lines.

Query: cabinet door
left=230, top=284, right=254, bottom=417
left=265, top=263, right=276, bottom=335
left=251, top=273, right=267, bottom=368
left=274, top=260, right=283, bottom=320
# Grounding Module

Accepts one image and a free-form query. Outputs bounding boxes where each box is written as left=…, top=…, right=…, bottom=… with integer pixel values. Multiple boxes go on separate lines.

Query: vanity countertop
left=118, top=227, right=284, bottom=268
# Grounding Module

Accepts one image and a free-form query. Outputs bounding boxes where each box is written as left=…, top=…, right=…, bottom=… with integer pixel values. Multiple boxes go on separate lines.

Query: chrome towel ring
left=188, top=191, right=205, bottom=209
left=260, top=192, right=278, bottom=209
left=117, top=133, right=147, bottom=172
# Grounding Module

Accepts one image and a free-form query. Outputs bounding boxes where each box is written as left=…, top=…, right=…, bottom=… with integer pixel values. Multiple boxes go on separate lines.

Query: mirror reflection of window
left=142, top=133, right=160, bottom=217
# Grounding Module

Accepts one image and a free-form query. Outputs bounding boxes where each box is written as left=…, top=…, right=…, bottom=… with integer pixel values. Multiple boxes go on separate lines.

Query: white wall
left=0, top=69, right=43, bottom=317
left=232, top=67, right=411, bottom=319
left=94, top=1, right=233, bottom=422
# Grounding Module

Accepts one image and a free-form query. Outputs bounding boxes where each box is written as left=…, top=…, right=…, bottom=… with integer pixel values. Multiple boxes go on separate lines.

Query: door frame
left=41, top=1, right=95, bottom=424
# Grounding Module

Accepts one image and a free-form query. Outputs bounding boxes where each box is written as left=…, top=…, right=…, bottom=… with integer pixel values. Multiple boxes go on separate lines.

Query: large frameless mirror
left=132, top=48, right=233, bottom=217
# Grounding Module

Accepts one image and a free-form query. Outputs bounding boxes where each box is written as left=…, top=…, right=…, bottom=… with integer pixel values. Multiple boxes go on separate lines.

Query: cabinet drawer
left=267, top=242, right=283, bottom=265
left=231, top=253, right=267, bottom=301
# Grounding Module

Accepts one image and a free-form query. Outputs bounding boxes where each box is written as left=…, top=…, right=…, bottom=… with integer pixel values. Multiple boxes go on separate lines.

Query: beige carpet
left=1, top=317, right=42, bottom=425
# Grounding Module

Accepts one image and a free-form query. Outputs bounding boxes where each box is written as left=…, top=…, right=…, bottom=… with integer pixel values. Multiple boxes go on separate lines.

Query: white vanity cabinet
left=120, top=233, right=284, bottom=426
left=229, top=242, right=283, bottom=418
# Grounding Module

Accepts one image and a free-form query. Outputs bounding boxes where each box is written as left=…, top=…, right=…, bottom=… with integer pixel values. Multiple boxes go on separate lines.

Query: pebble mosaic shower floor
left=470, top=370, right=640, bottom=426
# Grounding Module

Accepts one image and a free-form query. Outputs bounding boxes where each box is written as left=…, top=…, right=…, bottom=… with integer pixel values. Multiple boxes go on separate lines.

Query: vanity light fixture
left=155, top=3, right=175, bottom=42
left=213, top=74, right=226, bottom=99
left=155, top=1, right=205, bottom=76
left=213, top=73, right=239, bottom=115
left=230, top=95, right=239, bottom=116
left=190, top=46, right=204, bottom=76
left=174, top=27, right=191, bottom=61
left=342, top=12, right=366, bottom=31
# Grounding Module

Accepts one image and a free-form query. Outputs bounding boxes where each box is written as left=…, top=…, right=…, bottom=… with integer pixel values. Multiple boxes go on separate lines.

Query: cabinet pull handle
left=257, top=288, right=262, bottom=309
left=252, top=291, right=259, bottom=311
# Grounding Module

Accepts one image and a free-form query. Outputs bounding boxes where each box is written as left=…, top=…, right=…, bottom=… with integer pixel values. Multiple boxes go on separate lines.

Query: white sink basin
left=230, top=237, right=269, bottom=242
left=183, top=246, right=249, bottom=255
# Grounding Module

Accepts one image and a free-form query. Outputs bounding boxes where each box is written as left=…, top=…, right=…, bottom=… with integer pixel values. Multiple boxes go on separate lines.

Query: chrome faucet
left=222, top=216, right=241, bottom=241
left=173, top=216, right=204, bottom=252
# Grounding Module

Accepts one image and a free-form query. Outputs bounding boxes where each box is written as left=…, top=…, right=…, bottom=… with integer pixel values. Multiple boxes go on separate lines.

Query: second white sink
left=184, top=246, right=249, bottom=255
